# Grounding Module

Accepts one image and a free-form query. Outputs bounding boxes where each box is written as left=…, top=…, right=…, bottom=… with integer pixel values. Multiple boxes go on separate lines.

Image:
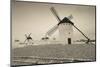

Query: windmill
left=24, top=33, right=33, bottom=44
left=42, top=7, right=93, bottom=45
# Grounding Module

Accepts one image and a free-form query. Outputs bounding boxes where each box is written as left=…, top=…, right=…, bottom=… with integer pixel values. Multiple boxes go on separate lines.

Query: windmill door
left=68, top=38, right=71, bottom=44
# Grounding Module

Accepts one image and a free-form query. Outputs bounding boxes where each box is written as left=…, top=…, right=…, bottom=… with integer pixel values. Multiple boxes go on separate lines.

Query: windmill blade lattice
left=25, top=34, right=27, bottom=38
left=73, top=25, right=89, bottom=40
left=72, top=24, right=94, bottom=44
left=50, top=7, right=61, bottom=22
left=28, top=33, right=31, bottom=37
left=67, top=14, right=73, bottom=20
left=46, top=25, right=58, bottom=36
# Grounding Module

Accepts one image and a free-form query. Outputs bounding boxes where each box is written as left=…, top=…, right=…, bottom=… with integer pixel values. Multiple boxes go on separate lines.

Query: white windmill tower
left=42, top=7, right=93, bottom=45
left=58, top=17, right=74, bottom=44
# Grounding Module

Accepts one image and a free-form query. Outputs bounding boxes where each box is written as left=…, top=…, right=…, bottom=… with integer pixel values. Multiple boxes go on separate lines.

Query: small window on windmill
left=67, top=23, right=70, bottom=25
left=64, top=23, right=66, bottom=25
left=65, top=23, right=67, bottom=25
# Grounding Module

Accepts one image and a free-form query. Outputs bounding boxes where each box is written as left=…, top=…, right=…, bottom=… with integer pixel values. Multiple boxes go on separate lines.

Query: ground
left=11, top=44, right=96, bottom=66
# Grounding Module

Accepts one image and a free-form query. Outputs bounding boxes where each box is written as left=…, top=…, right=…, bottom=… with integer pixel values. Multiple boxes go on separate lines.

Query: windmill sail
left=50, top=7, right=61, bottom=22
left=72, top=24, right=94, bottom=44
left=46, top=25, right=58, bottom=36
left=44, top=7, right=61, bottom=37
left=67, top=14, right=73, bottom=20
left=28, top=33, right=31, bottom=37
left=73, top=25, right=89, bottom=40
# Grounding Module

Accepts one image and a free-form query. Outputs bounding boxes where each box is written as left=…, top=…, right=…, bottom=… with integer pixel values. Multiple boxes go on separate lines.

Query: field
left=11, top=43, right=96, bottom=66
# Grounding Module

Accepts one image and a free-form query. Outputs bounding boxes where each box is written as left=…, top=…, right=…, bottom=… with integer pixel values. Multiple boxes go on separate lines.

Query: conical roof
left=58, top=17, right=74, bottom=25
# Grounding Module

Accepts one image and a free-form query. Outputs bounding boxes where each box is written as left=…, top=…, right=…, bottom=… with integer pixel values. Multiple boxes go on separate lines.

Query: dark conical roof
left=58, top=17, right=74, bottom=25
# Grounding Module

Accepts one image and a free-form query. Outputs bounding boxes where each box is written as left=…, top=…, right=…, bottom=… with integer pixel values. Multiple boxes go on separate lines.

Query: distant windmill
left=24, top=33, right=33, bottom=44
left=14, top=39, right=20, bottom=42
left=42, top=7, right=93, bottom=44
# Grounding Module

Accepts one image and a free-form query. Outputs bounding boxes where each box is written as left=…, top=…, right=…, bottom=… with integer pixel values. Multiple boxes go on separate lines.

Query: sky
left=12, top=1, right=96, bottom=42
